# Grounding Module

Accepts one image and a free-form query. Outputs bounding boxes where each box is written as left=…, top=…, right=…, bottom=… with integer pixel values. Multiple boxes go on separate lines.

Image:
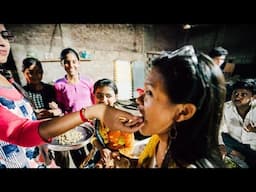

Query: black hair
left=152, top=45, right=226, bottom=167
left=60, top=48, right=80, bottom=61
left=22, top=57, right=43, bottom=73
left=93, top=78, right=118, bottom=95
left=209, top=46, right=228, bottom=58
left=232, top=78, right=256, bottom=95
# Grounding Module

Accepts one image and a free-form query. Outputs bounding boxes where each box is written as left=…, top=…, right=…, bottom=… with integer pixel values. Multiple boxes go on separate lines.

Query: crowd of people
left=1, top=23, right=256, bottom=168
left=0, top=24, right=142, bottom=168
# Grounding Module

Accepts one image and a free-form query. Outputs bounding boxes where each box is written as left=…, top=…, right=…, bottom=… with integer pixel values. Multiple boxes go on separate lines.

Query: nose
left=97, top=95, right=108, bottom=104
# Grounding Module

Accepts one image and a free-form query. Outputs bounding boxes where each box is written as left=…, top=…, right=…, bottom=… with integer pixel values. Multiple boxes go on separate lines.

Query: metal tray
left=47, top=123, right=95, bottom=151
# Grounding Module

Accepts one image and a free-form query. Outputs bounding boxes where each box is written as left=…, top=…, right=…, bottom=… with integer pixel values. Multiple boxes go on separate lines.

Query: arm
left=1, top=103, right=143, bottom=147
left=40, top=104, right=143, bottom=139
left=0, top=106, right=44, bottom=147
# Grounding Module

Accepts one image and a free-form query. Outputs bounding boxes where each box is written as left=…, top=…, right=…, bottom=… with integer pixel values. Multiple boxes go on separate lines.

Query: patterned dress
left=0, top=82, right=45, bottom=168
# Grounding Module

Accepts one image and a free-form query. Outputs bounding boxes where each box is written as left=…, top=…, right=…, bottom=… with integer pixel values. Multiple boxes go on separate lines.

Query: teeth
left=119, top=116, right=133, bottom=123
left=119, top=116, right=127, bottom=122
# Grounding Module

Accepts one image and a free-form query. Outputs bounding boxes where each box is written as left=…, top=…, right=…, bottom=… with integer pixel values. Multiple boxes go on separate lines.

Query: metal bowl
left=48, top=123, right=95, bottom=151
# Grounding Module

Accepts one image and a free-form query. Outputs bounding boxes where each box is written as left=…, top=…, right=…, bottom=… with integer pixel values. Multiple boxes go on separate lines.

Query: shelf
left=41, top=59, right=91, bottom=63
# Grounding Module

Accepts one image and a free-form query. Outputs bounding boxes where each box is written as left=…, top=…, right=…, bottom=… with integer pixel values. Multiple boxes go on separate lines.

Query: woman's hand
left=35, top=109, right=54, bottom=119
left=103, top=105, right=144, bottom=133
left=85, top=104, right=144, bottom=133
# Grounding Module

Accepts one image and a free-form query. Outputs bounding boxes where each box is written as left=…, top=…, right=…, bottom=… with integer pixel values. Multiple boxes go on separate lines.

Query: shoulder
left=224, top=101, right=234, bottom=110
left=54, top=78, right=67, bottom=89
left=80, top=76, right=94, bottom=85
left=250, top=100, right=256, bottom=109
left=54, top=77, right=66, bottom=84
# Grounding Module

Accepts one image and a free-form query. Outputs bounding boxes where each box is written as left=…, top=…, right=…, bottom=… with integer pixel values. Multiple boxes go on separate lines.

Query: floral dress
left=0, top=83, right=46, bottom=168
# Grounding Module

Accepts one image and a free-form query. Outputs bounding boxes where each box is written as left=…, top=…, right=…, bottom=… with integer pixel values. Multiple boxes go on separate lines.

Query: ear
left=175, top=103, right=197, bottom=122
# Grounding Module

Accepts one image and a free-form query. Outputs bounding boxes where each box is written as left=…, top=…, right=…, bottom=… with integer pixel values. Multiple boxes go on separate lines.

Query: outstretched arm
left=1, top=104, right=143, bottom=147
left=82, top=104, right=144, bottom=133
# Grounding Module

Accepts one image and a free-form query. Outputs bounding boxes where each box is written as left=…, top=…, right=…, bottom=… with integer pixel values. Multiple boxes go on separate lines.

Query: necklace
left=155, top=141, right=169, bottom=168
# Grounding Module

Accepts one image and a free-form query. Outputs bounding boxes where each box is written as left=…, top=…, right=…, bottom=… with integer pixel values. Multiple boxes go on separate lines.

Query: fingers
left=111, top=151, right=120, bottom=160
left=244, top=127, right=250, bottom=132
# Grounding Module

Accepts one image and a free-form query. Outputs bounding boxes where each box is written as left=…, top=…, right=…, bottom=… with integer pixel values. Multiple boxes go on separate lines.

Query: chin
left=0, top=58, right=7, bottom=64
left=139, top=125, right=151, bottom=136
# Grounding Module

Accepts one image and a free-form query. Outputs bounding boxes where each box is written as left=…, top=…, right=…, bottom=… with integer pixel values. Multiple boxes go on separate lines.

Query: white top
left=218, top=100, right=256, bottom=150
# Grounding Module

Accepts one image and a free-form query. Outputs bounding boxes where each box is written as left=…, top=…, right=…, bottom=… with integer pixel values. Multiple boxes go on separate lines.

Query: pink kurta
left=54, top=76, right=94, bottom=113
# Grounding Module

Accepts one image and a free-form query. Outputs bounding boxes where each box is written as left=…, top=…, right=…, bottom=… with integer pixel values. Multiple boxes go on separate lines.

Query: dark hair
left=60, top=48, right=80, bottom=61
left=22, top=57, right=43, bottom=73
left=209, top=46, right=228, bottom=58
left=93, top=78, right=118, bottom=95
left=232, top=78, right=256, bottom=95
left=152, top=45, right=226, bottom=167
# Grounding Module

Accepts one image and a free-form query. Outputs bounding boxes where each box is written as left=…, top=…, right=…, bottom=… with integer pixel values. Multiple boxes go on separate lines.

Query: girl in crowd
left=22, top=57, right=62, bottom=168
left=22, top=57, right=62, bottom=119
left=92, top=78, right=134, bottom=168
left=0, top=24, right=143, bottom=168
left=54, top=47, right=95, bottom=168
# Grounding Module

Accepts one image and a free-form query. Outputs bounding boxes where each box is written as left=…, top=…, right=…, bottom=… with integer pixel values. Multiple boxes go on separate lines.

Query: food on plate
left=55, top=129, right=83, bottom=145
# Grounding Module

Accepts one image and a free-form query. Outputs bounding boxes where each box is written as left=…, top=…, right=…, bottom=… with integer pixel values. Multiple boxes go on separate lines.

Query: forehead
left=65, top=52, right=78, bottom=59
left=25, top=63, right=41, bottom=70
left=215, top=55, right=226, bottom=60
left=145, top=68, right=165, bottom=90
left=95, top=86, right=115, bottom=93
left=233, top=88, right=252, bottom=94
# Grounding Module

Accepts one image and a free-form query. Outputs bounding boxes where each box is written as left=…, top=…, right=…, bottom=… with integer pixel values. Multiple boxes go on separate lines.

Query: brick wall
left=7, top=24, right=178, bottom=85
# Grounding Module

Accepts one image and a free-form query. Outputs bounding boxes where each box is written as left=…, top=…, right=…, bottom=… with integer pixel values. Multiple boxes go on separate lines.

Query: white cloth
left=218, top=100, right=256, bottom=151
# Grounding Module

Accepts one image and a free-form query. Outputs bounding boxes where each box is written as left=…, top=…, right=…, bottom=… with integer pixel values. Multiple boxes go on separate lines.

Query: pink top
left=0, top=85, right=45, bottom=147
left=54, top=75, right=95, bottom=114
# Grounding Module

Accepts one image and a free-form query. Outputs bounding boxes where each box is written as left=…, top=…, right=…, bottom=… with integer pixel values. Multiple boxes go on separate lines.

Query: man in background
left=209, top=46, right=228, bottom=67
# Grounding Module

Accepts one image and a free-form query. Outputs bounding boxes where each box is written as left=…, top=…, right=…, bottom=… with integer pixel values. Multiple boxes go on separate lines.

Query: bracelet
left=79, top=108, right=87, bottom=122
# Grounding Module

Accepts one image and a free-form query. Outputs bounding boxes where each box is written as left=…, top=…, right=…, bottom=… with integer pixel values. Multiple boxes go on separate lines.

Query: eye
left=105, top=94, right=113, bottom=98
left=145, top=90, right=153, bottom=96
left=1, top=30, right=15, bottom=42
left=241, top=93, right=247, bottom=97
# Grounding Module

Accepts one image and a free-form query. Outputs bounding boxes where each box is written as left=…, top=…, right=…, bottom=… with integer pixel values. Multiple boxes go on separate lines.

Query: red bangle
left=79, top=108, right=87, bottom=122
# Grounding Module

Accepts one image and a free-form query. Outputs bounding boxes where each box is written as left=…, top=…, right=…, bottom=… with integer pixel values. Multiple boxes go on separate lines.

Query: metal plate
left=48, top=123, right=95, bottom=151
